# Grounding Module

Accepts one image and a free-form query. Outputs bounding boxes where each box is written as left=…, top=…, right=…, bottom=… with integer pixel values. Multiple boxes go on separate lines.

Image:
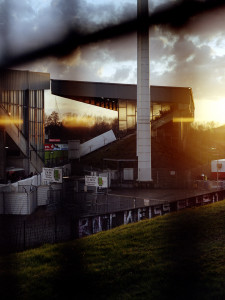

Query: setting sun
left=195, top=98, right=225, bottom=126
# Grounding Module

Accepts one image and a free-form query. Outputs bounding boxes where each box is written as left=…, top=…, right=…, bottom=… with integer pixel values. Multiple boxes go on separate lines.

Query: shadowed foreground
left=1, top=200, right=225, bottom=300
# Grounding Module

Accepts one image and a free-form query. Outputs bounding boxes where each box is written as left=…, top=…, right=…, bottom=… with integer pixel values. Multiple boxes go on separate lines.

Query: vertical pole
left=24, top=220, right=26, bottom=250
left=24, top=89, right=30, bottom=176
left=217, top=157, right=218, bottom=190
left=55, top=215, right=57, bottom=243
left=137, top=0, right=152, bottom=182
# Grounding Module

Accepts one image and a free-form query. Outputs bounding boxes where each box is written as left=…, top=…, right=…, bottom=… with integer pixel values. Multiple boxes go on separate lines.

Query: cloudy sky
left=2, top=0, right=225, bottom=125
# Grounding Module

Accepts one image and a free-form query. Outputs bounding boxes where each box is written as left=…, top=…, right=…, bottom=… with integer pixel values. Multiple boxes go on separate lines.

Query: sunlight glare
left=62, top=115, right=96, bottom=128
left=195, top=98, right=225, bottom=126
left=0, top=117, right=23, bottom=125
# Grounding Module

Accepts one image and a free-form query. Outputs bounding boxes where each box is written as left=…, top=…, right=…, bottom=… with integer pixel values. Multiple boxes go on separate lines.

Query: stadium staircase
left=151, top=111, right=174, bottom=130
left=0, top=105, right=44, bottom=173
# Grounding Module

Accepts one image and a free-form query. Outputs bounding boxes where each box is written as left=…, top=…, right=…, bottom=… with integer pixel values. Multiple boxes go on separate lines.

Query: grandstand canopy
left=51, top=80, right=194, bottom=112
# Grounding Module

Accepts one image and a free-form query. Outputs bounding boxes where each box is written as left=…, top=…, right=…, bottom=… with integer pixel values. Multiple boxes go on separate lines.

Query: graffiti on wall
left=78, top=191, right=222, bottom=238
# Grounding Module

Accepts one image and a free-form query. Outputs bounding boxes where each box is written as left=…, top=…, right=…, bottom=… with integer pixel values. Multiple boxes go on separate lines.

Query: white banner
left=85, top=175, right=108, bottom=188
left=85, top=176, right=98, bottom=187
left=97, top=176, right=108, bottom=188
left=42, top=168, right=54, bottom=181
left=42, top=168, right=63, bottom=183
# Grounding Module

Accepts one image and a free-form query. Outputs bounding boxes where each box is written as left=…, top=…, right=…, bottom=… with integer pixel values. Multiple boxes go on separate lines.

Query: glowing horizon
left=45, top=92, right=225, bottom=128
left=62, top=115, right=99, bottom=128
left=194, top=98, right=225, bottom=126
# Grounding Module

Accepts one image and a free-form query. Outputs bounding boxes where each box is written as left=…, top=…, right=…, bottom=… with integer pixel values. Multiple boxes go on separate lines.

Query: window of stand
left=29, top=90, right=44, bottom=158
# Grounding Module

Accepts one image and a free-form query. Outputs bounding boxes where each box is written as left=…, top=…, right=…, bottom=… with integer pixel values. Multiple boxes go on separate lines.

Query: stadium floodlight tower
left=137, top=0, right=152, bottom=185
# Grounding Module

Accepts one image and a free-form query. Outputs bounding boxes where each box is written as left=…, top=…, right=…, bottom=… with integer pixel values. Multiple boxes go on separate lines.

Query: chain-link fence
left=63, top=191, right=167, bottom=217
left=1, top=188, right=225, bottom=253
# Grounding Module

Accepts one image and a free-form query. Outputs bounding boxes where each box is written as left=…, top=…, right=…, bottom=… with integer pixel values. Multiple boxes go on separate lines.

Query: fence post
left=133, top=198, right=136, bottom=208
left=3, top=192, right=5, bottom=214
left=24, top=220, right=26, bottom=250
left=55, top=215, right=57, bottom=243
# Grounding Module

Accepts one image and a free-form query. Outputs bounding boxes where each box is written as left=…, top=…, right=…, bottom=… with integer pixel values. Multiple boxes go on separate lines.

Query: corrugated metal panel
left=51, top=183, right=62, bottom=190
left=0, top=69, right=29, bottom=90
left=4, top=193, right=28, bottom=215
left=51, top=79, right=193, bottom=105
left=68, top=140, right=80, bottom=159
left=0, top=69, right=50, bottom=91
left=123, top=168, right=134, bottom=180
left=37, top=186, right=49, bottom=206
left=37, top=184, right=62, bottom=207
left=28, top=71, right=50, bottom=90
left=29, top=190, right=37, bottom=213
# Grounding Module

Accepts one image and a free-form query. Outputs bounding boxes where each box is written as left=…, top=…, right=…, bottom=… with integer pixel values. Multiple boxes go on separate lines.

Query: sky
left=2, top=0, right=225, bottom=125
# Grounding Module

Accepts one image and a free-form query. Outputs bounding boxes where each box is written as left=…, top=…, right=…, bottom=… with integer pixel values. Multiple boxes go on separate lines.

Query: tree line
left=45, top=111, right=118, bottom=142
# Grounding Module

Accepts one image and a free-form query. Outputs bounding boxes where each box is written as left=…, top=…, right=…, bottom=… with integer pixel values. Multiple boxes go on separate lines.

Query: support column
left=137, top=0, right=152, bottom=182
left=24, top=89, right=30, bottom=176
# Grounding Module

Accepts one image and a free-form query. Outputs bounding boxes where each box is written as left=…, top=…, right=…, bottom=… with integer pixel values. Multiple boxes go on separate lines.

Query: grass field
left=1, top=200, right=225, bottom=299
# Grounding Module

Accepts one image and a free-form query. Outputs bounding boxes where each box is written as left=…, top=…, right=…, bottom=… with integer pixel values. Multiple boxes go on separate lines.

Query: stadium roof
left=51, top=79, right=194, bottom=111
left=0, top=69, right=50, bottom=91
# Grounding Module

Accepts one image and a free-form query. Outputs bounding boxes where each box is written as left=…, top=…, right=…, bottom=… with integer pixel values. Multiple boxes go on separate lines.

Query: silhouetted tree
left=45, top=111, right=118, bottom=141
left=45, top=111, right=60, bottom=126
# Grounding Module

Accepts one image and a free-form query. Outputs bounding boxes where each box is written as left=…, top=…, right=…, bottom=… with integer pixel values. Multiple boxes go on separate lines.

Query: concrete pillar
left=137, top=0, right=152, bottom=182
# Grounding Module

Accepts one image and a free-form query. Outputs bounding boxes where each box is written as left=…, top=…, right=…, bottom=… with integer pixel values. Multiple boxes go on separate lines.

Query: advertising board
left=85, top=175, right=108, bottom=188
left=42, top=168, right=63, bottom=183
left=45, top=144, right=68, bottom=151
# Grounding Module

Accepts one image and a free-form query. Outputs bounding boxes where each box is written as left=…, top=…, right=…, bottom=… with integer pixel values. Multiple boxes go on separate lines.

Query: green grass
left=2, top=200, right=225, bottom=299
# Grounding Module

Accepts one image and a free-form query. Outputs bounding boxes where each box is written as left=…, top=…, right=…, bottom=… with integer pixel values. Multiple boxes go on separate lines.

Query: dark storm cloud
left=0, top=0, right=135, bottom=58
left=109, top=65, right=135, bottom=82
left=150, top=28, right=225, bottom=102
left=0, top=0, right=137, bottom=74
left=0, top=0, right=70, bottom=56
left=79, top=0, right=136, bottom=31
left=172, top=37, right=196, bottom=62
left=180, top=6, right=225, bottom=40
left=5, top=0, right=225, bottom=104
left=26, top=0, right=137, bottom=83
left=78, top=33, right=137, bottom=64
left=147, top=1, right=225, bottom=102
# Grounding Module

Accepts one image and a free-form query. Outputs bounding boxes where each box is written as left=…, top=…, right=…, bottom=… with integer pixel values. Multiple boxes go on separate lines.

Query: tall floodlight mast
left=137, top=0, right=152, bottom=183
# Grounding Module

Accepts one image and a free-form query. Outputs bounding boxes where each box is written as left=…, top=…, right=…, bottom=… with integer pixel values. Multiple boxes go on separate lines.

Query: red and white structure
left=211, top=159, right=225, bottom=180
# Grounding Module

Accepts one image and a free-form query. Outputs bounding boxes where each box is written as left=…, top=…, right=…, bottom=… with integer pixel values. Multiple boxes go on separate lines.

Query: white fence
left=0, top=174, right=57, bottom=215
left=0, top=169, right=67, bottom=215
left=0, top=190, right=36, bottom=215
